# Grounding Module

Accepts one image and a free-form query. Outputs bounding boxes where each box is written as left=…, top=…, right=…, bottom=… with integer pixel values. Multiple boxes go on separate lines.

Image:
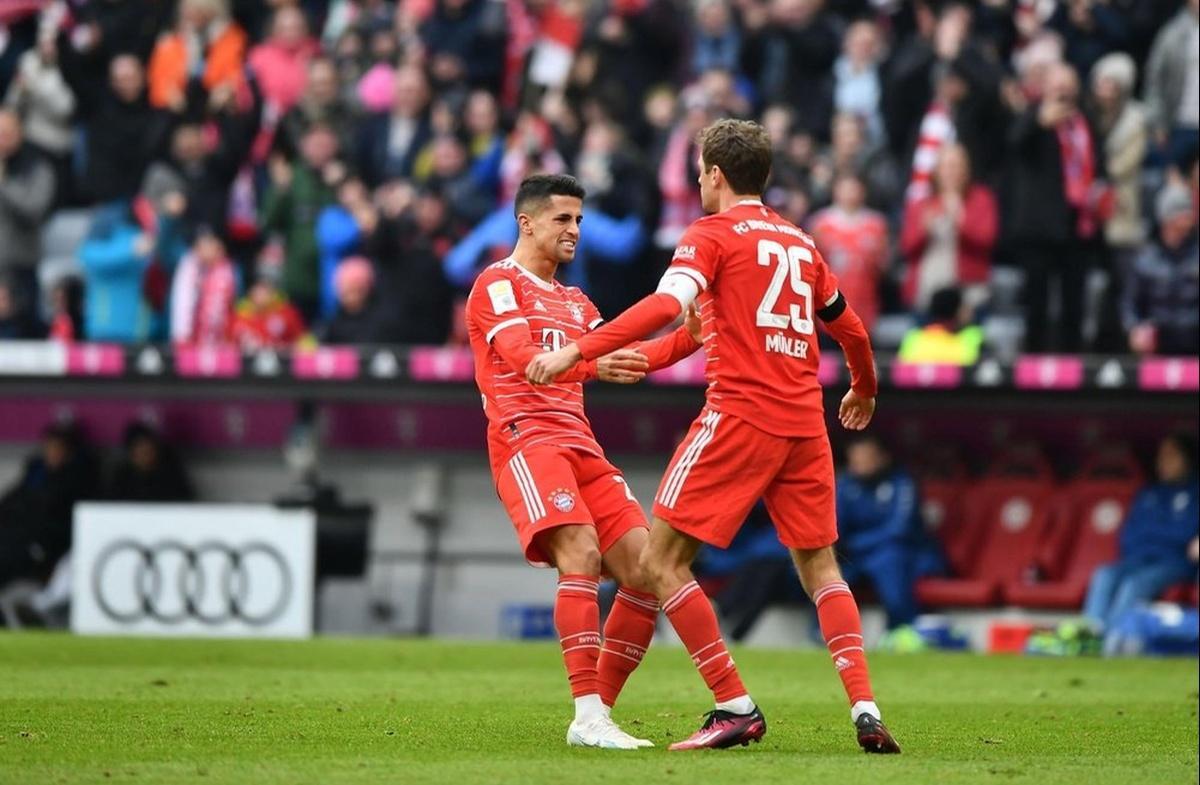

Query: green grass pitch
left=0, top=632, right=1196, bottom=785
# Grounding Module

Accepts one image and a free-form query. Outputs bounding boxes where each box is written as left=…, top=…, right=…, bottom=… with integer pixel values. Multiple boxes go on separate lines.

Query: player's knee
left=638, top=548, right=686, bottom=595
left=636, top=548, right=665, bottom=591
left=610, top=559, right=650, bottom=594
left=559, top=544, right=602, bottom=576
left=544, top=525, right=602, bottom=575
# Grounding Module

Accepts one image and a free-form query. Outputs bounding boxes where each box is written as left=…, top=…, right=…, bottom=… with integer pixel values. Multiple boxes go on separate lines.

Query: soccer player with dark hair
left=527, top=121, right=900, bottom=753
left=465, top=174, right=703, bottom=749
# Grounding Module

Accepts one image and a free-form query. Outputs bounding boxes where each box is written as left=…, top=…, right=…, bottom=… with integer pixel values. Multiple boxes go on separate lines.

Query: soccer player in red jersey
left=526, top=121, right=902, bottom=753
left=465, top=174, right=703, bottom=749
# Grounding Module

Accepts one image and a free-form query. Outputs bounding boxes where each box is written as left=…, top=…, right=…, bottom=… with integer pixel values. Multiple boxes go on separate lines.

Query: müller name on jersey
left=765, top=331, right=810, bottom=359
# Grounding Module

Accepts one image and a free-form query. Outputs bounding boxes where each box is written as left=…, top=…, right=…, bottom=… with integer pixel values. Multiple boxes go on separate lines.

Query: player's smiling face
left=527, top=195, right=583, bottom=264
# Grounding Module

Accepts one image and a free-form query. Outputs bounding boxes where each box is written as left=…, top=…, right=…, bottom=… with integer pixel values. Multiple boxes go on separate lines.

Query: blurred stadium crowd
left=0, top=0, right=1197, bottom=356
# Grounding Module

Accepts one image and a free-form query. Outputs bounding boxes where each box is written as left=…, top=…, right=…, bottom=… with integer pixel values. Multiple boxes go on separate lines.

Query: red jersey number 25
left=755, top=239, right=815, bottom=336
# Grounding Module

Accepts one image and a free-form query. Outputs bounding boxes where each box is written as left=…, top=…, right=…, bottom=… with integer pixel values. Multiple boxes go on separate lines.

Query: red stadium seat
left=917, top=478, right=1056, bottom=607
left=1003, top=445, right=1143, bottom=609
left=919, top=479, right=981, bottom=577
left=1159, top=583, right=1200, bottom=607
left=1004, top=482, right=1135, bottom=609
left=987, top=441, right=1056, bottom=482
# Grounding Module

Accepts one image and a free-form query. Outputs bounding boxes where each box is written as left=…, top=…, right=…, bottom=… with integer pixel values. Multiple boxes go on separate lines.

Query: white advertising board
left=71, top=504, right=315, bottom=638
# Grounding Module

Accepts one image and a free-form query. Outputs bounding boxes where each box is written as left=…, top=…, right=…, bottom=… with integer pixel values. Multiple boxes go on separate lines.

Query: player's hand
left=526, top=345, right=583, bottom=385
left=597, top=349, right=649, bottom=384
left=839, top=390, right=875, bottom=431
left=684, top=303, right=702, bottom=343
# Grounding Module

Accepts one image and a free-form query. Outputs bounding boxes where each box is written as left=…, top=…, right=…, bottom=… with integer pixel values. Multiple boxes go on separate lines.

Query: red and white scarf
left=906, top=101, right=955, bottom=203
left=171, top=254, right=236, bottom=345
left=1056, top=112, right=1096, bottom=238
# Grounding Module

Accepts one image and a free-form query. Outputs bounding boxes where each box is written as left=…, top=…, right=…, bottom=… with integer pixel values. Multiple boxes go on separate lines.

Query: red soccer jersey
left=808, top=206, right=888, bottom=333
left=668, top=200, right=841, bottom=438
left=466, top=258, right=606, bottom=472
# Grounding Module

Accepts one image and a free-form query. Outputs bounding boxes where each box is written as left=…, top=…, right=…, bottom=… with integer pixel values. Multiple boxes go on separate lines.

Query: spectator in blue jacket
left=836, top=435, right=944, bottom=634
left=315, top=173, right=369, bottom=321
left=1083, top=432, right=1200, bottom=634
left=77, top=202, right=157, bottom=342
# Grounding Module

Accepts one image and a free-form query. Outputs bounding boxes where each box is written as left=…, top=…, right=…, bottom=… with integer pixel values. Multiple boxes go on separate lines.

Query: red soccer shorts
left=651, top=407, right=837, bottom=550
left=496, top=444, right=648, bottom=566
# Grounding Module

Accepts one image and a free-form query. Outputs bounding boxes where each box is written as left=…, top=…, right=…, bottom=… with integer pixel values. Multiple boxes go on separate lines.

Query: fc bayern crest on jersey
left=549, top=488, right=576, bottom=513
left=567, top=302, right=585, bottom=324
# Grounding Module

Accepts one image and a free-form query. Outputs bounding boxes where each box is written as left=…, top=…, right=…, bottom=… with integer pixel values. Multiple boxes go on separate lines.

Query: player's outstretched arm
left=819, top=293, right=878, bottom=430
left=526, top=293, right=684, bottom=384
left=630, top=304, right=703, bottom=372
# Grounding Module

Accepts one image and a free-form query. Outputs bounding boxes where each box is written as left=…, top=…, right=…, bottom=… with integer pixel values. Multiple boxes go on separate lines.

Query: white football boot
left=566, top=715, right=654, bottom=749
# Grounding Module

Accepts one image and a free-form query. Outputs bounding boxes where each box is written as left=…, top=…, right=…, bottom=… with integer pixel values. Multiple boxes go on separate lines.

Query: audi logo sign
left=72, top=504, right=315, bottom=638
left=92, top=541, right=292, bottom=626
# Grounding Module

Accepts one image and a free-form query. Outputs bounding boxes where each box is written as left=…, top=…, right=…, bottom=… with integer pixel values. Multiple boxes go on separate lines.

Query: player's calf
left=792, top=546, right=900, bottom=753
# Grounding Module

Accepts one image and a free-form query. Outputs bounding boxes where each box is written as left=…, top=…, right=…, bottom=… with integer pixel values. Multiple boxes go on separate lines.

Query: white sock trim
left=851, top=700, right=881, bottom=723
left=715, top=694, right=755, bottom=715
left=575, top=693, right=605, bottom=722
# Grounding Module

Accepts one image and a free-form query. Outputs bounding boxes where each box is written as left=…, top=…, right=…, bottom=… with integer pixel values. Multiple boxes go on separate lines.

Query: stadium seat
left=36, top=207, right=95, bottom=316
left=870, top=313, right=916, bottom=350
left=1003, top=483, right=1135, bottom=609
left=1002, top=445, right=1143, bottom=608
left=919, top=479, right=980, bottom=577
left=1159, top=583, right=1200, bottom=607
left=917, top=477, right=1056, bottom=607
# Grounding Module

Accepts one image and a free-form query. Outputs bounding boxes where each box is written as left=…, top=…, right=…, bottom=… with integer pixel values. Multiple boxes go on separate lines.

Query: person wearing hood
left=1123, top=182, right=1200, bottom=356
left=77, top=201, right=157, bottom=343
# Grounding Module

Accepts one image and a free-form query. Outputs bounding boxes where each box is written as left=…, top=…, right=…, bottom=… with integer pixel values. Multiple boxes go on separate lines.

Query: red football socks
left=813, top=580, right=874, bottom=705
left=555, top=574, right=602, bottom=698
left=662, top=581, right=747, bottom=703
left=597, top=587, right=659, bottom=707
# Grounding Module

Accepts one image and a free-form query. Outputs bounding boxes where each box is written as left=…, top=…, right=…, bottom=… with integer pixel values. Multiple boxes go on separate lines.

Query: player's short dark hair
left=514, top=174, right=586, bottom=218
left=697, top=119, right=773, bottom=196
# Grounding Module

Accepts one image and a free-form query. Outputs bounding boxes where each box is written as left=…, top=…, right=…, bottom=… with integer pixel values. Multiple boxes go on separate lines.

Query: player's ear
left=709, top=165, right=724, bottom=189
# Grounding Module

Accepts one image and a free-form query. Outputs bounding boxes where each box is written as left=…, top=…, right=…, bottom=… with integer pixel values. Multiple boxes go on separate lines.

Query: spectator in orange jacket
left=900, top=143, right=998, bottom=312
left=147, top=0, right=248, bottom=114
